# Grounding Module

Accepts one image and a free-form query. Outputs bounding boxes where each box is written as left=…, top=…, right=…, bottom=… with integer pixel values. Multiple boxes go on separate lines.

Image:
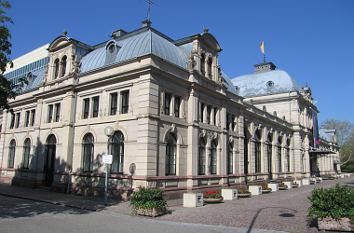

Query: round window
left=266, top=80, right=274, bottom=88
left=108, top=44, right=116, bottom=53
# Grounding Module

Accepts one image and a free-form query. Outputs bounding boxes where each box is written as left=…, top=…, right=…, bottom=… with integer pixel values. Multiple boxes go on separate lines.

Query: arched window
left=277, top=136, right=282, bottom=173
left=227, top=143, right=233, bottom=174
left=207, top=57, right=212, bottom=78
left=53, top=58, right=60, bottom=79
left=210, top=140, right=217, bottom=175
left=60, top=56, right=67, bottom=77
left=200, top=53, right=206, bottom=76
left=108, top=131, right=124, bottom=173
left=8, top=139, right=16, bottom=168
left=22, top=138, right=31, bottom=169
left=267, top=133, right=273, bottom=178
left=44, top=134, right=57, bottom=186
left=254, top=129, right=261, bottom=173
left=165, top=133, right=177, bottom=176
left=198, top=138, right=206, bottom=175
left=82, top=133, right=94, bottom=172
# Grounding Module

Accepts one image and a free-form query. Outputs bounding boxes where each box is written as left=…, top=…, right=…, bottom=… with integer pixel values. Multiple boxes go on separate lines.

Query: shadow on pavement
left=0, top=195, right=89, bottom=219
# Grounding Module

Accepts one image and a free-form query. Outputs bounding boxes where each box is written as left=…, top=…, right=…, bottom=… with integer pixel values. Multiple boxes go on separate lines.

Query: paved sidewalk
left=0, top=184, right=115, bottom=211
left=0, top=176, right=353, bottom=233
left=159, top=176, right=354, bottom=233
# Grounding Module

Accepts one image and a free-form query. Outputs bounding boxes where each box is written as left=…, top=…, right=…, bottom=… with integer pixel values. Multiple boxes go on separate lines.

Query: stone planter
left=292, top=183, right=299, bottom=188
left=318, top=217, right=354, bottom=232
left=183, top=193, right=203, bottom=207
left=238, top=192, right=251, bottom=198
left=262, top=188, right=272, bottom=194
left=221, top=189, right=238, bottom=200
left=203, top=197, right=223, bottom=203
left=134, top=207, right=166, bottom=217
left=279, top=185, right=288, bottom=190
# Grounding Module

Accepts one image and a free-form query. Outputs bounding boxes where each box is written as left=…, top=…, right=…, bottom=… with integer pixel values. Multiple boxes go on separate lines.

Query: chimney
left=111, top=29, right=127, bottom=39
left=254, top=62, right=276, bottom=73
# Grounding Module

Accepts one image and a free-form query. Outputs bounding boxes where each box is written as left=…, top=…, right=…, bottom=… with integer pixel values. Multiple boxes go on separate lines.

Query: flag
left=260, top=41, right=265, bottom=54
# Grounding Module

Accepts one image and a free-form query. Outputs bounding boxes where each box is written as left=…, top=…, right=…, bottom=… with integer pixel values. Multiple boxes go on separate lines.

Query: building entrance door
left=44, top=135, right=56, bottom=186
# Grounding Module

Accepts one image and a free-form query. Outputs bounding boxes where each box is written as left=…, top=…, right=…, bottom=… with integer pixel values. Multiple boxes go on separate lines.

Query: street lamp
left=104, top=126, right=114, bottom=206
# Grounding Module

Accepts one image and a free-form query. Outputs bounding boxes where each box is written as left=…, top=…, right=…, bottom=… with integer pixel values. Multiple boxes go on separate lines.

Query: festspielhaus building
left=0, top=21, right=341, bottom=198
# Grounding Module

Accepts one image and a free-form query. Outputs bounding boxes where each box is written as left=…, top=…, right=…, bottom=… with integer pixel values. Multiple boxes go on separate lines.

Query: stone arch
left=44, top=132, right=59, bottom=145
left=80, top=128, right=98, bottom=144
left=163, top=124, right=183, bottom=145
left=113, top=124, right=128, bottom=142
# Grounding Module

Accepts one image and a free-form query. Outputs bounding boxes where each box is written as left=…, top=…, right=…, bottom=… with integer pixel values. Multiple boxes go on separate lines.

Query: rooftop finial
left=203, top=25, right=209, bottom=33
left=146, top=0, right=154, bottom=22
left=63, top=30, right=68, bottom=36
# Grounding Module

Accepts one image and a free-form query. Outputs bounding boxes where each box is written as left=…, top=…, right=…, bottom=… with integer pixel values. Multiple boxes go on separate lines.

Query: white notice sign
left=102, top=154, right=113, bottom=164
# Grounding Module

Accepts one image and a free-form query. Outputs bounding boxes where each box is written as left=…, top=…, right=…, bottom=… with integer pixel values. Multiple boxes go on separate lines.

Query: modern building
left=0, top=21, right=340, bottom=199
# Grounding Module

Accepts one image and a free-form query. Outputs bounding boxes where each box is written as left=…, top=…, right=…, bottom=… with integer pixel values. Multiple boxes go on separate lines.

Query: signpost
left=103, top=154, right=112, bottom=205
left=103, top=126, right=114, bottom=206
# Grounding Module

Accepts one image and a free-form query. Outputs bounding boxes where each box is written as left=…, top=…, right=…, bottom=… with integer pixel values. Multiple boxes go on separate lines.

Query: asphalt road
left=0, top=195, right=286, bottom=233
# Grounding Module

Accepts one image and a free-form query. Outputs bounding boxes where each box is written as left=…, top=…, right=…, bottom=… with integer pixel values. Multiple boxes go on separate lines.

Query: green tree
left=321, top=119, right=354, bottom=172
left=0, top=0, right=15, bottom=110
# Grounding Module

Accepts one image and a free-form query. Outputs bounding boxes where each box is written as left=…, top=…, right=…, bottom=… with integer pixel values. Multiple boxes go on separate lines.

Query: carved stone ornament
left=170, top=124, right=176, bottom=134
left=229, top=136, right=234, bottom=143
left=199, top=129, right=206, bottom=138
left=207, top=131, right=218, bottom=140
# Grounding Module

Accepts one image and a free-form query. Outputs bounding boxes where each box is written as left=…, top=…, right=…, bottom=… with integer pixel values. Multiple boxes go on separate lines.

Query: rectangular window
left=15, top=113, right=21, bottom=128
left=231, top=114, right=236, bottom=130
left=206, top=105, right=211, bottom=124
left=226, top=113, right=230, bottom=130
left=213, top=107, right=217, bottom=126
left=164, top=93, right=171, bottom=115
left=54, top=103, right=61, bottom=122
left=174, top=96, right=181, bottom=117
left=10, top=113, right=15, bottom=129
left=92, top=96, right=99, bottom=118
left=30, top=109, right=36, bottom=126
left=200, top=103, right=205, bottom=122
left=110, top=93, right=118, bottom=115
left=47, top=105, right=53, bottom=123
left=25, top=111, right=30, bottom=127
left=83, top=98, right=90, bottom=119
left=121, top=90, right=129, bottom=114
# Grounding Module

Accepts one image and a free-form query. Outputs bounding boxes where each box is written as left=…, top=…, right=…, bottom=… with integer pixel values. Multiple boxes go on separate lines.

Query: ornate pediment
left=48, top=35, right=72, bottom=52
left=200, top=32, right=222, bottom=52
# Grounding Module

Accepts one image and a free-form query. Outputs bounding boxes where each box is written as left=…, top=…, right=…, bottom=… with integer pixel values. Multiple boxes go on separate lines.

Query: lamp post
left=104, top=126, right=114, bottom=206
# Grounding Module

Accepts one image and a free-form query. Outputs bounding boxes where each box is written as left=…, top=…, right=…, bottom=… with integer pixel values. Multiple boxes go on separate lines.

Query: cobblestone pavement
left=158, top=177, right=354, bottom=233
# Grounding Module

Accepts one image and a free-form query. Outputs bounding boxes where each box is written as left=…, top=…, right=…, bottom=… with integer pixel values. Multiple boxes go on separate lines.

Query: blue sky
left=7, top=0, right=354, bottom=124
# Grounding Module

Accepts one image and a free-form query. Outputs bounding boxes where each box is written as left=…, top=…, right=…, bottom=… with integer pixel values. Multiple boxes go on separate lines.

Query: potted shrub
left=292, top=181, right=299, bottom=188
left=278, top=182, right=288, bottom=190
left=203, top=190, right=223, bottom=203
left=237, top=186, right=251, bottom=198
left=129, top=187, right=167, bottom=217
left=308, top=184, right=354, bottom=231
left=261, top=183, right=272, bottom=194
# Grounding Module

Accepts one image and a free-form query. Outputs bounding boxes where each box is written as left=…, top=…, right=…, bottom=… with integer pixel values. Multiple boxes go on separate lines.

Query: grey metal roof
left=79, top=28, right=192, bottom=74
left=231, top=70, right=298, bottom=97
left=221, top=71, right=239, bottom=95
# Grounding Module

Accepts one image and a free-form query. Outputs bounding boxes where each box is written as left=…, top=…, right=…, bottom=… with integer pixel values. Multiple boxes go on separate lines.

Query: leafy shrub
left=308, top=184, right=354, bottom=221
left=130, top=187, right=167, bottom=211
